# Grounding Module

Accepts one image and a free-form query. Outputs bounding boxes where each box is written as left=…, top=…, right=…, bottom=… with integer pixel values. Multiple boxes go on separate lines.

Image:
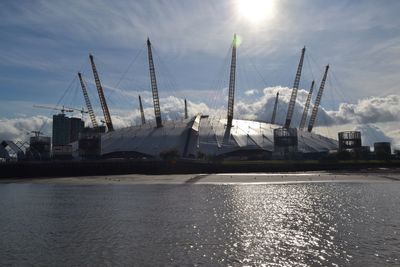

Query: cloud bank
left=1, top=87, right=399, bottom=149
left=332, top=95, right=400, bottom=124
left=0, top=116, right=51, bottom=142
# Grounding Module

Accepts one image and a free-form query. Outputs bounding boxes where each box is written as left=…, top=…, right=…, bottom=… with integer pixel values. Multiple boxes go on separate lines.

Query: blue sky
left=1, top=0, right=400, bottom=146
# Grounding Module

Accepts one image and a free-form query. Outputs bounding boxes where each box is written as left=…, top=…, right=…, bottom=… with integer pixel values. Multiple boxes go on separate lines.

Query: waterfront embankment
left=1, top=159, right=400, bottom=179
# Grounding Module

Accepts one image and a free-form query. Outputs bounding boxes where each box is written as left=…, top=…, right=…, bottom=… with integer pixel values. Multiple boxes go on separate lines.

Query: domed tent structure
left=101, top=116, right=337, bottom=159
left=99, top=35, right=338, bottom=160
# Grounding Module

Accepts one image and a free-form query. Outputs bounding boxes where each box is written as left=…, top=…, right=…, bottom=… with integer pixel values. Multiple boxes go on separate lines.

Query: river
left=0, top=179, right=399, bottom=266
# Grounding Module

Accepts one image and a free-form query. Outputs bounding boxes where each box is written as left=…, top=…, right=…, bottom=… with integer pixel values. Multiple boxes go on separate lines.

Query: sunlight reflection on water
left=0, top=182, right=399, bottom=266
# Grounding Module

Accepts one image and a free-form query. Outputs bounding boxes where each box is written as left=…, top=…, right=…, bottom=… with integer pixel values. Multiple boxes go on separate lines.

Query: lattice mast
left=139, top=95, right=146, bottom=125
left=227, top=34, right=237, bottom=128
left=184, top=98, right=188, bottom=119
left=271, top=92, right=279, bottom=124
left=77, top=72, right=98, bottom=128
left=284, top=46, right=306, bottom=129
left=89, top=54, right=114, bottom=131
left=307, top=65, right=329, bottom=133
left=147, top=38, right=162, bottom=128
left=299, top=80, right=315, bottom=130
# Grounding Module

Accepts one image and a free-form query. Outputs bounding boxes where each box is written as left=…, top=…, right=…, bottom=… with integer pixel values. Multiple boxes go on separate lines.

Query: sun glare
left=236, top=0, right=275, bottom=24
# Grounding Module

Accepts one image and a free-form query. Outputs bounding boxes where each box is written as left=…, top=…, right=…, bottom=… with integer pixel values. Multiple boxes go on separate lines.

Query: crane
left=147, top=38, right=163, bottom=128
left=30, top=130, right=44, bottom=137
left=66, top=106, right=88, bottom=114
left=299, top=80, right=315, bottom=131
left=78, top=72, right=98, bottom=128
left=307, top=65, right=329, bottom=133
left=271, top=92, right=279, bottom=124
left=67, top=106, right=89, bottom=119
left=227, top=34, right=237, bottom=128
left=138, top=95, right=146, bottom=125
left=284, top=46, right=306, bottom=129
left=89, top=54, right=114, bottom=131
left=33, top=105, right=73, bottom=114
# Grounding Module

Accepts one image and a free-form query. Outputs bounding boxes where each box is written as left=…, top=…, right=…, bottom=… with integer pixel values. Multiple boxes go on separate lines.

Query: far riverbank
left=1, top=159, right=400, bottom=180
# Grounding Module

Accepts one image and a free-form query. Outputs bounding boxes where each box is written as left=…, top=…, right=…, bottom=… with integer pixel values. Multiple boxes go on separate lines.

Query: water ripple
left=0, top=182, right=399, bottom=266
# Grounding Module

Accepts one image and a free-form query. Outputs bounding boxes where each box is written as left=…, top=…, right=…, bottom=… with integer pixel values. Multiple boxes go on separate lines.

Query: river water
left=0, top=181, right=399, bottom=266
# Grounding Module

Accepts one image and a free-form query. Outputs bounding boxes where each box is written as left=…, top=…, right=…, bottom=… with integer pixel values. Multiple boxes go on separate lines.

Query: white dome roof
left=101, top=115, right=338, bottom=158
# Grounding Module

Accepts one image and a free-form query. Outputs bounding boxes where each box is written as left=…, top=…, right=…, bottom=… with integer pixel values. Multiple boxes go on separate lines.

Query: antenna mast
left=139, top=95, right=146, bottom=125
left=184, top=98, right=188, bottom=119
left=307, top=65, right=329, bottom=133
left=78, top=72, right=98, bottom=128
left=284, top=46, right=306, bottom=129
left=89, top=54, right=114, bottom=131
left=271, top=92, right=279, bottom=124
left=147, top=38, right=162, bottom=128
left=299, top=80, right=315, bottom=130
left=227, top=34, right=237, bottom=128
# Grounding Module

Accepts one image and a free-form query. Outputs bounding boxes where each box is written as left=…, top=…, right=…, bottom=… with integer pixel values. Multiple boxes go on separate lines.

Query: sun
left=236, top=0, right=275, bottom=24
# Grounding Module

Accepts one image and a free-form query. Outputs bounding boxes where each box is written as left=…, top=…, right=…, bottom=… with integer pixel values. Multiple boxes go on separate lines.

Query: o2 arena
left=96, top=35, right=338, bottom=160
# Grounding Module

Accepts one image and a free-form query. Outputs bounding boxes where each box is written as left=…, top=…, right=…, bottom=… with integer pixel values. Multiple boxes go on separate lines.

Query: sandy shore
left=2, top=171, right=400, bottom=185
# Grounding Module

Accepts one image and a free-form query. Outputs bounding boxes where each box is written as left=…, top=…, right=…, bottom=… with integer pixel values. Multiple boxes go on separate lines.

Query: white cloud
left=355, top=124, right=392, bottom=148
left=0, top=116, right=51, bottom=142
left=244, top=89, right=258, bottom=96
left=330, top=95, right=400, bottom=124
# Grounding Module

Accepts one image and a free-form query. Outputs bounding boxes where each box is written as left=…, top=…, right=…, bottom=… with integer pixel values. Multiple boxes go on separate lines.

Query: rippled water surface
left=0, top=182, right=399, bottom=266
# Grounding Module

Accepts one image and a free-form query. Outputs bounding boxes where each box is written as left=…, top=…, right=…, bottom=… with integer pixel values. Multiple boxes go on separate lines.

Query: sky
left=1, top=0, right=400, bottom=148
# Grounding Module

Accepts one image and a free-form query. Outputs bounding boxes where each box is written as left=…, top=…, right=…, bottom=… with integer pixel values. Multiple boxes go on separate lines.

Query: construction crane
left=138, top=95, right=146, bottom=125
left=184, top=98, right=188, bottom=119
left=299, top=80, right=315, bottom=130
left=307, top=65, right=329, bottom=133
left=227, top=34, right=237, bottom=128
left=30, top=130, right=44, bottom=137
left=78, top=72, right=98, bottom=128
left=66, top=106, right=88, bottom=114
left=147, top=38, right=163, bottom=128
left=284, top=46, right=306, bottom=129
left=67, top=106, right=89, bottom=119
left=271, top=92, right=279, bottom=124
left=33, top=105, right=73, bottom=114
left=17, top=127, right=44, bottom=139
left=89, top=54, right=114, bottom=131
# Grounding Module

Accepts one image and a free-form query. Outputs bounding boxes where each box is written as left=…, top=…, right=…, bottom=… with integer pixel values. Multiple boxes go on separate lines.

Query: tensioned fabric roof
left=101, top=115, right=338, bottom=158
